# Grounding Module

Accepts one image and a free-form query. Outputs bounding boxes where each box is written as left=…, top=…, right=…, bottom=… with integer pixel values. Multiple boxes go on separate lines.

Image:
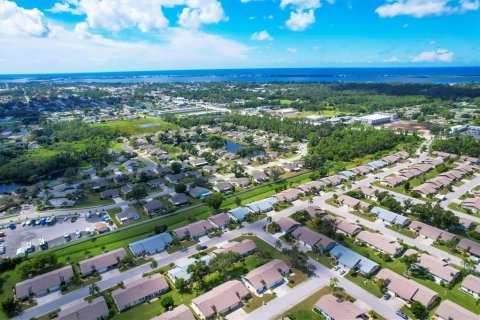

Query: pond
left=225, top=140, right=245, bottom=153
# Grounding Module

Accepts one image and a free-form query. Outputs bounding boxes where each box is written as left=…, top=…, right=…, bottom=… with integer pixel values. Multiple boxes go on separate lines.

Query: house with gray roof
left=116, top=207, right=140, bottom=223
left=169, top=193, right=188, bottom=206
left=79, top=248, right=127, bottom=276
left=246, top=197, right=278, bottom=213
left=370, top=206, right=410, bottom=227
left=129, top=232, right=173, bottom=256
left=143, top=199, right=166, bottom=215
left=228, top=207, right=250, bottom=222
left=15, top=266, right=74, bottom=300
left=188, top=186, right=212, bottom=199
left=58, top=296, right=109, bottom=320
left=329, top=244, right=379, bottom=275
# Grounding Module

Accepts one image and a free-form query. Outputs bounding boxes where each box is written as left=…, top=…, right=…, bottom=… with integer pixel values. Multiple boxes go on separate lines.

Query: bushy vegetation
left=431, top=136, right=480, bottom=157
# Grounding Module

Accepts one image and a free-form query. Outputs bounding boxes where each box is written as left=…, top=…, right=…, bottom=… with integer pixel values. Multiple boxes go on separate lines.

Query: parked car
left=63, top=216, right=69, bottom=222
left=396, top=311, right=408, bottom=320
left=8, top=223, right=16, bottom=230
left=383, top=293, right=391, bottom=300
left=71, top=216, right=77, bottom=223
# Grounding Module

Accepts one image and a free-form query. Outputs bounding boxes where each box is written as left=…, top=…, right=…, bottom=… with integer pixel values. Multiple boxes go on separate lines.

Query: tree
left=282, top=246, right=309, bottom=273
left=1, top=297, right=17, bottom=315
left=89, top=284, right=100, bottom=297
left=128, top=186, right=147, bottom=201
left=275, top=239, right=282, bottom=250
left=150, top=260, right=158, bottom=269
left=175, top=277, right=188, bottom=293
left=161, top=296, right=174, bottom=309
left=234, top=196, right=241, bottom=206
left=187, top=260, right=209, bottom=286
left=401, top=253, right=418, bottom=273
left=209, top=252, right=241, bottom=276
left=205, top=192, right=225, bottom=211
left=403, top=180, right=410, bottom=192
left=170, top=162, right=182, bottom=174
left=153, top=224, right=167, bottom=234
left=410, top=301, right=428, bottom=320
left=174, top=183, right=187, bottom=194
left=462, top=257, right=476, bottom=272
left=329, top=277, right=339, bottom=291
left=270, top=167, right=282, bottom=181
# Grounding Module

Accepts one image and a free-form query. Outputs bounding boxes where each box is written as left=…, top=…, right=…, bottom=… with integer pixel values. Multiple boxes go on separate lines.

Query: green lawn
left=244, top=293, right=277, bottom=313
left=345, top=273, right=383, bottom=298
left=71, top=191, right=114, bottom=209
left=387, top=225, right=417, bottom=238
left=93, top=118, right=178, bottom=136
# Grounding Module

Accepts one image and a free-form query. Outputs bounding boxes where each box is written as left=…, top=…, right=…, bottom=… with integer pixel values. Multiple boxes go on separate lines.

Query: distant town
left=0, top=81, right=479, bottom=320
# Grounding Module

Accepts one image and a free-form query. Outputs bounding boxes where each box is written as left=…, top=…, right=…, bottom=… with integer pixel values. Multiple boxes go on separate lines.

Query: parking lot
left=0, top=214, right=109, bottom=257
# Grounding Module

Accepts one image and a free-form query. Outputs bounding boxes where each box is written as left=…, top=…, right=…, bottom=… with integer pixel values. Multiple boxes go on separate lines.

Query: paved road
left=121, top=143, right=159, bottom=171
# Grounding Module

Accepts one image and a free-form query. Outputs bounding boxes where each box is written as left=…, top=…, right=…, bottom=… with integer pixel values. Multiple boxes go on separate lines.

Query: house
left=123, top=160, right=140, bottom=172
left=460, top=275, right=480, bottom=299
left=370, top=207, right=411, bottom=227
left=116, top=207, right=140, bottom=223
left=409, top=221, right=456, bottom=242
left=173, top=220, right=215, bottom=240
left=15, top=266, right=74, bottom=300
left=121, top=183, right=134, bottom=195
left=367, top=159, right=388, bottom=170
left=100, top=189, right=119, bottom=199
left=242, top=259, right=290, bottom=294
left=230, top=177, right=250, bottom=188
left=324, top=175, right=342, bottom=186
left=305, top=180, right=325, bottom=192
left=337, top=195, right=371, bottom=212
left=457, top=217, right=475, bottom=231
left=91, top=178, right=108, bottom=191
left=79, top=248, right=127, bottom=276
left=152, top=304, right=195, bottom=320
left=415, top=254, right=460, bottom=284
left=329, top=244, right=379, bottom=275
left=129, top=232, right=173, bottom=256
left=228, top=207, right=250, bottom=222
left=350, top=165, right=373, bottom=176
left=190, top=158, right=208, bottom=167
left=213, top=181, right=232, bottom=193
left=276, top=217, right=300, bottom=234
left=191, top=280, right=250, bottom=319
left=376, top=269, right=438, bottom=308
left=356, top=231, right=404, bottom=257
left=275, top=189, right=302, bottom=202
left=359, top=187, right=377, bottom=200
left=434, top=300, right=478, bottom=320
left=457, top=238, right=480, bottom=258
left=246, top=197, right=278, bottom=213
left=304, top=206, right=325, bottom=218
left=381, top=176, right=406, bottom=188
left=252, top=172, right=268, bottom=183
left=291, top=227, right=336, bottom=252
left=323, top=215, right=362, bottom=237
left=58, top=296, right=110, bottom=320
left=168, top=256, right=212, bottom=283
left=313, top=294, right=366, bottom=320
left=208, top=213, right=231, bottom=229
left=189, top=186, right=213, bottom=199
left=203, top=165, right=219, bottom=174
left=213, top=240, right=256, bottom=257
left=112, top=274, right=170, bottom=311
left=165, top=173, right=182, bottom=184
left=185, top=170, right=202, bottom=179
left=169, top=193, right=188, bottom=206
left=147, top=178, right=164, bottom=189
left=143, top=199, right=166, bottom=215
left=338, top=170, right=356, bottom=180
left=461, top=197, right=480, bottom=213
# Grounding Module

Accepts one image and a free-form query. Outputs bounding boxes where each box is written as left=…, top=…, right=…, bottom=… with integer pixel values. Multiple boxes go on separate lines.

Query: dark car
left=383, top=293, right=391, bottom=300
left=396, top=311, right=408, bottom=320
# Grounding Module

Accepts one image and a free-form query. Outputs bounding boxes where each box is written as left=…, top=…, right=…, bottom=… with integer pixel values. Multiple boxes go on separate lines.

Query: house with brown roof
left=58, top=296, right=109, bottom=320
left=173, top=220, right=215, bottom=240
left=275, top=189, right=302, bottom=202
left=461, top=197, right=480, bottom=213
left=276, top=217, right=300, bottom=234
left=376, top=269, right=438, bottom=309
left=360, top=187, right=377, bottom=200
left=323, top=215, right=362, bottom=237
left=191, top=280, right=250, bottom=319
left=337, top=195, right=371, bottom=212
left=460, top=274, right=480, bottom=299
left=381, top=176, right=406, bottom=187
left=230, top=177, right=250, bottom=188
left=111, top=274, right=170, bottom=311
left=313, top=294, right=366, bottom=320
left=213, top=239, right=256, bottom=257
left=356, top=231, right=404, bottom=257
left=242, top=259, right=290, bottom=295
left=434, top=300, right=478, bottom=320
left=414, top=254, right=460, bottom=284
left=291, top=227, right=336, bottom=252
left=457, top=238, right=480, bottom=258
left=207, top=213, right=231, bottom=229
left=409, top=221, right=457, bottom=242
left=152, top=305, right=195, bottom=320
left=15, top=266, right=74, bottom=300
left=304, top=206, right=325, bottom=218
left=79, top=248, right=127, bottom=276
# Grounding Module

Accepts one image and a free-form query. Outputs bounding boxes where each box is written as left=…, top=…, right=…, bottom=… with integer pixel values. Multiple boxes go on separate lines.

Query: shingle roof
left=243, top=259, right=289, bottom=291
left=112, top=274, right=169, bottom=310
left=435, top=300, right=478, bottom=320
left=213, top=240, right=256, bottom=256
left=314, top=294, right=365, bottom=320
left=79, top=248, right=127, bottom=275
left=15, top=266, right=74, bottom=299
left=461, top=274, right=480, bottom=294
left=58, top=296, right=109, bottom=320
left=152, top=305, right=195, bottom=320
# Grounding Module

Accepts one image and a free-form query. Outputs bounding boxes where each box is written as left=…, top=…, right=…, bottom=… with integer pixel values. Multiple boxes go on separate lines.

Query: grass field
left=93, top=118, right=178, bottom=135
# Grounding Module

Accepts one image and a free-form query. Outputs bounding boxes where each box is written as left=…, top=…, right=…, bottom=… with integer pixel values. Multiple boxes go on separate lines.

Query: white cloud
left=402, top=23, right=409, bottom=28
left=251, top=30, right=273, bottom=41
left=429, top=39, right=436, bottom=45
left=0, top=0, right=49, bottom=36
left=287, top=47, right=298, bottom=53
left=280, top=0, right=321, bottom=10
left=285, top=9, right=315, bottom=31
left=48, top=0, right=227, bottom=31
left=412, top=48, right=453, bottom=62
left=383, top=56, right=400, bottom=62
left=312, top=45, right=322, bottom=51
left=376, top=0, right=479, bottom=18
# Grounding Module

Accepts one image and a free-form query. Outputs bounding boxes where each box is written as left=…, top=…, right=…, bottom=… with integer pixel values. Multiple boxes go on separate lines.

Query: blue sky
left=0, top=0, right=479, bottom=73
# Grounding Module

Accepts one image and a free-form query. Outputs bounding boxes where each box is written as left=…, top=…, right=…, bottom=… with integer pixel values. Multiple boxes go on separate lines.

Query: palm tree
left=329, top=277, right=339, bottom=291
left=462, top=258, right=476, bottom=272
left=275, top=240, right=282, bottom=250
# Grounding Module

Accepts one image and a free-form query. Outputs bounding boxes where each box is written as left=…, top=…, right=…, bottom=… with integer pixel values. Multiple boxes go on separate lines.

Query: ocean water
left=0, top=67, right=479, bottom=84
